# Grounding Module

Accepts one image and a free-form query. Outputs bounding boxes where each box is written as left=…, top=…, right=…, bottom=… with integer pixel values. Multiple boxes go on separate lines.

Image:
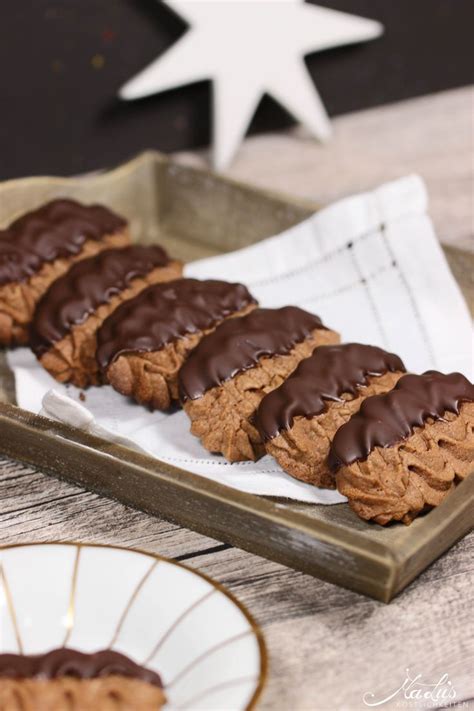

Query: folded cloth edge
left=40, top=390, right=347, bottom=505
left=40, top=389, right=147, bottom=453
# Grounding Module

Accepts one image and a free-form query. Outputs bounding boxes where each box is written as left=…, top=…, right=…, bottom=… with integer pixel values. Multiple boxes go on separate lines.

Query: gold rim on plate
left=0, top=540, right=268, bottom=710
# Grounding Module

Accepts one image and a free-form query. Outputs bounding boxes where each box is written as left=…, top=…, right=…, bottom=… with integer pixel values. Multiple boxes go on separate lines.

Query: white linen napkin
left=7, top=175, right=472, bottom=504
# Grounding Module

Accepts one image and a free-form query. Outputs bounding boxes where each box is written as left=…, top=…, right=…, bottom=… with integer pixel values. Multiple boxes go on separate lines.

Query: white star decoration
left=120, top=0, right=383, bottom=170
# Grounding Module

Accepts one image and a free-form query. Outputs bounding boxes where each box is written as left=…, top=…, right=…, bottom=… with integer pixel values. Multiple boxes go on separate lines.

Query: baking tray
left=0, top=151, right=472, bottom=603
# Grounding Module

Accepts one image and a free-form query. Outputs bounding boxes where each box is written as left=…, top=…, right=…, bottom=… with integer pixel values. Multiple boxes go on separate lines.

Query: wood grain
left=189, top=540, right=474, bottom=710
left=0, top=456, right=472, bottom=710
left=0, top=457, right=218, bottom=555
left=0, top=88, right=472, bottom=709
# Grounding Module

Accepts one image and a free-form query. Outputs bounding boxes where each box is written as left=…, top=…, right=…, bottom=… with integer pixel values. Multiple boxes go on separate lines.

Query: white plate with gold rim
left=0, top=543, right=266, bottom=710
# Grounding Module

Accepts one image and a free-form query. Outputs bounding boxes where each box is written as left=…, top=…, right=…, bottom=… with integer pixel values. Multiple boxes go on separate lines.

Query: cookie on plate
left=0, top=648, right=165, bottom=711
left=97, top=278, right=257, bottom=410
left=30, top=245, right=182, bottom=388
left=179, top=306, right=339, bottom=462
left=329, top=371, right=474, bottom=525
left=0, top=199, right=130, bottom=346
left=256, top=343, right=406, bottom=488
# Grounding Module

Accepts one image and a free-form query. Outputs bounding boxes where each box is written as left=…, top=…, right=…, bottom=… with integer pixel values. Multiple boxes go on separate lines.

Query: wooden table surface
left=1, top=86, right=473, bottom=710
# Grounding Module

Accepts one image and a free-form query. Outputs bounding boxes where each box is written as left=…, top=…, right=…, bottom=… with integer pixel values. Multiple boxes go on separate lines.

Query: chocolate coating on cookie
left=96, top=278, right=257, bottom=371
left=30, top=245, right=171, bottom=355
left=0, top=199, right=126, bottom=286
left=179, top=306, right=327, bottom=401
left=328, top=370, right=474, bottom=471
left=0, top=648, right=162, bottom=687
left=256, top=343, right=406, bottom=441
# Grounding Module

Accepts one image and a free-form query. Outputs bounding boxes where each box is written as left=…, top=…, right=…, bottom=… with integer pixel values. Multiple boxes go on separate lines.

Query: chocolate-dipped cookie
left=330, top=371, right=474, bottom=525
left=97, top=278, right=257, bottom=410
left=0, top=648, right=165, bottom=710
left=0, top=199, right=130, bottom=346
left=30, top=245, right=182, bottom=387
left=179, top=306, right=339, bottom=461
left=256, top=343, right=406, bottom=488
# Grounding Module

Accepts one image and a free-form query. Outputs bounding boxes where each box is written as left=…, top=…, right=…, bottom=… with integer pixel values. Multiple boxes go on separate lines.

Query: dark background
left=0, top=1, right=472, bottom=180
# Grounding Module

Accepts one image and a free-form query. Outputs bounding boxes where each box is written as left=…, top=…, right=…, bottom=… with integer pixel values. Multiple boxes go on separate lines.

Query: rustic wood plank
left=1, top=457, right=472, bottom=709
left=0, top=457, right=219, bottom=556
left=183, top=534, right=474, bottom=710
